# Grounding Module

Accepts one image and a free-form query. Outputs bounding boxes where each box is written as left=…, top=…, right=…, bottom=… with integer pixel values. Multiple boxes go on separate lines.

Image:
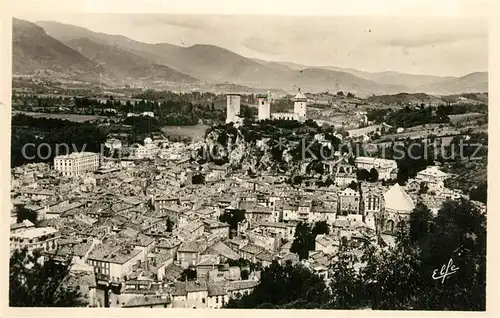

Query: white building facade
left=54, top=152, right=100, bottom=177
left=354, top=157, right=398, bottom=180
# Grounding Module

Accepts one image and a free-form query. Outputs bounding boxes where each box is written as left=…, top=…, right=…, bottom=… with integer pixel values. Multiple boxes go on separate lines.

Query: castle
left=226, top=89, right=308, bottom=124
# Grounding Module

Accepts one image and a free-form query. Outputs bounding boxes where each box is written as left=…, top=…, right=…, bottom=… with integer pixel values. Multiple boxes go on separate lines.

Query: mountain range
left=13, top=18, right=488, bottom=96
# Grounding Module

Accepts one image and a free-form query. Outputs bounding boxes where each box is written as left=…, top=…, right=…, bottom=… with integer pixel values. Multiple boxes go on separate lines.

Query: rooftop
left=12, top=226, right=59, bottom=239
left=54, top=152, right=99, bottom=160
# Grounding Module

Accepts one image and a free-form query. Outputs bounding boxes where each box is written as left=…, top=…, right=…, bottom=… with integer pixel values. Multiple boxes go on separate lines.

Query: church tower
left=293, top=88, right=307, bottom=122
left=258, top=91, right=271, bottom=121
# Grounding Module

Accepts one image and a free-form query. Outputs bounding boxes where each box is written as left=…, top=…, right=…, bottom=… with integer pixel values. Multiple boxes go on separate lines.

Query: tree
left=337, top=91, right=344, bottom=97
left=223, top=198, right=486, bottom=311
left=408, top=202, right=433, bottom=247
left=290, top=222, right=314, bottom=260
left=347, top=92, right=355, bottom=98
left=469, top=181, right=487, bottom=204
left=418, top=182, right=429, bottom=194
left=179, top=268, right=197, bottom=281
left=224, top=261, right=331, bottom=308
left=241, top=269, right=250, bottom=280
left=15, top=205, right=38, bottom=224
left=348, top=181, right=358, bottom=191
left=356, top=169, right=370, bottom=181
left=312, top=221, right=329, bottom=236
left=369, top=168, right=379, bottom=182
left=10, top=248, right=85, bottom=307
left=219, top=209, right=246, bottom=237
left=166, top=217, right=174, bottom=232
left=191, top=174, right=205, bottom=185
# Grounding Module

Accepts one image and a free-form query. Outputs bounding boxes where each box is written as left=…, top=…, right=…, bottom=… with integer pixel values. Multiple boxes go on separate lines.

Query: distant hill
left=366, top=93, right=444, bottom=105
left=33, top=20, right=407, bottom=95
left=366, top=92, right=488, bottom=106
left=415, top=72, right=488, bottom=95
left=12, top=18, right=102, bottom=81
left=64, top=37, right=198, bottom=84
left=19, top=20, right=488, bottom=95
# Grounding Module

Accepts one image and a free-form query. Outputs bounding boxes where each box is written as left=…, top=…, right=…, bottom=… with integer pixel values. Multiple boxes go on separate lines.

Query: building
left=54, top=152, right=100, bottom=177
left=129, top=138, right=159, bottom=159
left=334, top=162, right=357, bottom=187
left=293, top=89, right=307, bottom=121
left=257, top=93, right=271, bottom=120
left=87, top=243, right=144, bottom=283
left=226, top=93, right=241, bottom=124
left=10, top=226, right=60, bottom=252
left=258, top=89, right=308, bottom=122
left=354, top=157, right=398, bottom=180
left=383, top=184, right=415, bottom=233
left=338, top=188, right=361, bottom=220
left=415, top=166, right=448, bottom=192
left=176, top=241, right=201, bottom=268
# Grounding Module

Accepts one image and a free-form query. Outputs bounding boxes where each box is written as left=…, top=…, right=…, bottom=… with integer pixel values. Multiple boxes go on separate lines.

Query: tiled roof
left=208, top=282, right=226, bottom=296
left=240, top=243, right=265, bottom=255
left=204, top=241, right=240, bottom=260
left=225, top=280, right=259, bottom=291
left=177, top=241, right=200, bottom=253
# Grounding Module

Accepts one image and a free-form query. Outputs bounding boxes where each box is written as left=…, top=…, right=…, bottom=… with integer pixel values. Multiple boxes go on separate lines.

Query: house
left=354, top=157, right=398, bottom=180
left=176, top=241, right=201, bottom=268
left=122, top=295, right=171, bottom=308
left=156, top=204, right=189, bottom=224
left=225, top=280, right=259, bottom=299
left=155, top=237, right=182, bottom=258
left=239, top=201, right=273, bottom=223
left=175, top=221, right=205, bottom=241
left=338, top=188, right=361, bottom=220
left=196, top=254, right=220, bottom=281
left=87, top=242, right=144, bottom=284
left=255, top=250, right=275, bottom=267
left=173, top=281, right=209, bottom=309
left=207, top=282, right=229, bottom=308
left=239, top=243, right=265, bottom=263
left=415, top=166, right=449, bottom=192
left=254, top=222, right=290, bottom=240
left=203, top=219, right=230, bottom=239
left=146, top=251, right=174, bottom=281
left=10, top=226, right=60, bottom=252
left=54, top=240, right=95, bottom=265
left=282, top=201, right=299, bottom=222
left=334, top=163, right=357, bottom=187
left=315, top=234, right=339, bottom=255
left=204, top=241, right=240, bottom=263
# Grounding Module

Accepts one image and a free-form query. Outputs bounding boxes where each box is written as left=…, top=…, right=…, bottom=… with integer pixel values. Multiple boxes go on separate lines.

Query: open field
left=448, top=113, right=486, bottom=124
left=12, top=111, right=108, bottom=122
left=161, top=124, right=209, bottom=141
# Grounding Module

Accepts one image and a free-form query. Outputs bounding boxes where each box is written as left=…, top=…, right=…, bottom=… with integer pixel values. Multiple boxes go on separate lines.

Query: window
left=202, top=298, right=206, bottom=304
left=216, top=297, right=219, bottom=303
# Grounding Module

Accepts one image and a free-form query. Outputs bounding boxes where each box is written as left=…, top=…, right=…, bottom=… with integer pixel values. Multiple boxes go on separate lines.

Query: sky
left=13, top=1, right=490, bottom=77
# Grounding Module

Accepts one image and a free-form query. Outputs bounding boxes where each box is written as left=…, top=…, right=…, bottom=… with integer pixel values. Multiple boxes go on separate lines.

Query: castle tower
left=293, top=88, right=307, bottom=122
left=226, top=93, right=241, bottom=124
left=257, top=91, right=271, bottom=121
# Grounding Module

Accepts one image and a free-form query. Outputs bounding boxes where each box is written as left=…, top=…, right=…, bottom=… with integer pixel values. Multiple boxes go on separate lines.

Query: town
left=9, top=13, right=488, bottom=311
left=10, top=89, right=487, bottom=309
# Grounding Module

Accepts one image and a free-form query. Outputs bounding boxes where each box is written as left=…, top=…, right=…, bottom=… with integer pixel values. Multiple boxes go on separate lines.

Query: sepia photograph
left=3, top=0, right=496, bottom=314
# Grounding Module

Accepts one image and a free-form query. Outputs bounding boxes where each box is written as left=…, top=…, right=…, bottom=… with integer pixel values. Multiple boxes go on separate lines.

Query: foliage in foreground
left=9, top=248, right=85, bottom=307
left=225, top=198, right=486, bottom=310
